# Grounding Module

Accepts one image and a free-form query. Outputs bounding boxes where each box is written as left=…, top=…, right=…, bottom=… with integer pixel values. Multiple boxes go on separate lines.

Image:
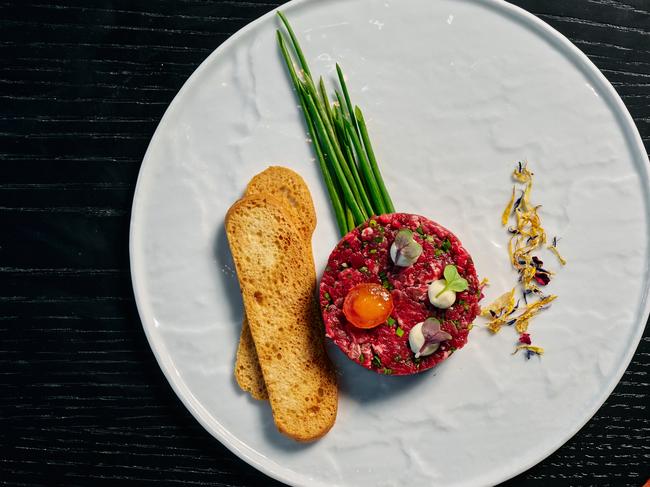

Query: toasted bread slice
left=226, top=195, right=337, bottom=441
left=245, top=166, right=317, bottom=235
left=235, top=167, right=317, bottom=400
left=234, top=317, right=268, bottom=400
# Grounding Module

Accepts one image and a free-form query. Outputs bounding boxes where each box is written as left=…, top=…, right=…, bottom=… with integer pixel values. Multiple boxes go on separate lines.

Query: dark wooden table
left=1, top=1, right=648, bottom=486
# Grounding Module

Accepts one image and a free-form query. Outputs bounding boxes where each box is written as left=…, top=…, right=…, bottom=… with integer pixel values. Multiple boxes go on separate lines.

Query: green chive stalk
left=277, top=11, right=395, bottom=235
left=277, top=31, right=346, bottom=234
left=355, top=106, right=395, bottom=213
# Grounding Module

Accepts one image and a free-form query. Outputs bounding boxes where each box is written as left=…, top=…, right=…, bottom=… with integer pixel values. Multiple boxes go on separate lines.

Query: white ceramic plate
left=130, top=0, right=649, bottom=485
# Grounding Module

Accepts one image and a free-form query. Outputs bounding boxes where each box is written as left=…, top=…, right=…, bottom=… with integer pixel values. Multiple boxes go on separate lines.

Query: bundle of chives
left=277, top=11, right=395, bottom=236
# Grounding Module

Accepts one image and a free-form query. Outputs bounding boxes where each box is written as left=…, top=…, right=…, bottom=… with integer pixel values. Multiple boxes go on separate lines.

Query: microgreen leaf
left=443, top=264, right=459, bottom=282
left=417, top=318, right=452, bottom=357
left=435, top=265, right=469, bottom=298
left=390, top=229, right=422, bottom=267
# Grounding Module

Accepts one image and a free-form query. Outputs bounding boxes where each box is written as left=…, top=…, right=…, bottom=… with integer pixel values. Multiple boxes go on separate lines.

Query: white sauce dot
left=408, top=321, right=440, bottom=358
left=428, top=280, right=456, bottom=309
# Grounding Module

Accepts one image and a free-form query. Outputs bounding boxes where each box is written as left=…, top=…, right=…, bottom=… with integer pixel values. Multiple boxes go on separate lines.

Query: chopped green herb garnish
left=435, top=249, right=444, bottom=257
left=381, top=368, right=393, bottom=375
left=324, top=292, right=332, bottom=303
left=372, top=354, right=382, bottom=368
left=382, top=279, right=394, bottom=290
left=359, top=266, right=369, bottom=274
left=369, top=249, right=378, bottom=254
left=441, top=239, right=452, bottom=252
left=369, top=219, right=378, bottom=227
left=395, top=327, right=404, bottom=337
left=386, top=316, right=396, bottom=327
left=358, top=352, right=364, bottom=362
left=374, top=236, right=384, bottom=243
left=416, top=226, right=425, bottom=236
left=425, top=235, right=434, bottom=243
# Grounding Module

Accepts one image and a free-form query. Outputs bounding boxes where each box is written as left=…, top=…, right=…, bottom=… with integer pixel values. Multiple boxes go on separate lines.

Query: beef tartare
left=319, top=213, right=481, bottom=375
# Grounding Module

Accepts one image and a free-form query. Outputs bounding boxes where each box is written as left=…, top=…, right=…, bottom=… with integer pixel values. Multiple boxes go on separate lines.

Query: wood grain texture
left=0, top=0, right=648, bottom=486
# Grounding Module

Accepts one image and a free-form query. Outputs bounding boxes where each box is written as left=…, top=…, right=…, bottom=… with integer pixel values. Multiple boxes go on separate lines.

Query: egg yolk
left=343, top=283, right=394, bottom=329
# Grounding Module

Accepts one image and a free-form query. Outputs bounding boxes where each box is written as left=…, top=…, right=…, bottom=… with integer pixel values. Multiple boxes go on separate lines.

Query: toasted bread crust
left=234, top=167, right=317, bottom=401
left=234, top=318, right=267, bottom=400
left=226, top=195, right=337, bottom=441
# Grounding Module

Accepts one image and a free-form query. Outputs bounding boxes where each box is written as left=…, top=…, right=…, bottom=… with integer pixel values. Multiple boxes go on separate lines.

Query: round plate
left=130, top=0, right=649, bottom=485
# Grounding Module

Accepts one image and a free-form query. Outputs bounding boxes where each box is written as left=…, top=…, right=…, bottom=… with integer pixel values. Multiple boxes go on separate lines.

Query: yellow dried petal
left=506, top=294, right=557, bottom=332
left=515, top=318, right=529, bottom=334
left=513, top=345, right=544, bottom=356
left=512, top=162, right=533, bottom=183
left=480, top=288, right=516, bottom=318
left=548, top=245, right=567, bottom=266
left=487, top=320, right=504, bottom=334
left=502, top=186, right=516, bottom=226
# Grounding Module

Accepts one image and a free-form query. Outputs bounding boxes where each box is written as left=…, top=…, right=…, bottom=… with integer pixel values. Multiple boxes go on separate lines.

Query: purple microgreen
left=417, top=318, right=452, bottom=357
left=390, top=229, right=422, bottom=267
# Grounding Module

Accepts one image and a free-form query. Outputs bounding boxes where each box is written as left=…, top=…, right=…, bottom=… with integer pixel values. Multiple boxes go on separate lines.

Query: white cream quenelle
left=408, top=321, right=440, bottom=358
left=428, top=279, right=456, bottom=309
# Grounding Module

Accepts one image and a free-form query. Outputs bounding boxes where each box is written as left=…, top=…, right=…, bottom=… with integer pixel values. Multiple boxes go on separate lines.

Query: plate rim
left=129, top=0, right=650, bottom=485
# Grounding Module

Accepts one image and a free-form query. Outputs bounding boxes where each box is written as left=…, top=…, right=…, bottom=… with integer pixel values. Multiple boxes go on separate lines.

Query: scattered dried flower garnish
left=513, top=345, right=544, bottom=359
left=548, top=236, right=567, bottom=266
left=483, top=162, right=565, bottom=358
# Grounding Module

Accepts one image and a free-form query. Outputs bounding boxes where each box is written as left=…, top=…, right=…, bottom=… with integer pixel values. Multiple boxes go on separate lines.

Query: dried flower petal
left=502, top=187, right=516, bottom=226
left=513, top=345, right=544, bottom=359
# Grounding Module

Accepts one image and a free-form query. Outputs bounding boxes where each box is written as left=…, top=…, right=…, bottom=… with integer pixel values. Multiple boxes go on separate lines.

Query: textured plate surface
left=130, top=0, right=650, bottom=486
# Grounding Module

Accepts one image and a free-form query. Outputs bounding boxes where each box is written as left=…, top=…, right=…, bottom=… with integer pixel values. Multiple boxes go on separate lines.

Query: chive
left=304, top=92, right=365, bottom=224
left=346, top=207, right=355, bottom=232
left=277, top=11, right=311, bottom=78
left=277, top=31, right=347, bottom=235
left=333, top=109, right=374, bottom=216
left=337, top=64, right=360, bottom=138
left=386, top=316, right=396, bottom=327
left=344, top=118, right=387, bottom=215
left=278, top=12, right=396, bottom=228
left=372, top=354, right=382, bottom=368
left=318, top=76, right=334, bottom=126
left=302, top=77, right=368, bottom=223
left=355, top=106, right=395, bottom=213
left=395, top=327, right=404, bottom=337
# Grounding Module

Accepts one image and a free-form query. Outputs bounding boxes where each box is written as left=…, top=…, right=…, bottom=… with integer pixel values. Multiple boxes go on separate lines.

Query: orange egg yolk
left=343, top=283, right=394, bottom=329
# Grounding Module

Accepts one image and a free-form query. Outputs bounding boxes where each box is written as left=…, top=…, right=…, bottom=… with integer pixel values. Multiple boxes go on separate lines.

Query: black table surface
left=2, top=1, right=649, bottom=486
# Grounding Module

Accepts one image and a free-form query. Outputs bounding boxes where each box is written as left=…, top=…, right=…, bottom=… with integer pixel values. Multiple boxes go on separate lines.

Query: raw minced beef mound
left=319, top=213, right=481, bottom=375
